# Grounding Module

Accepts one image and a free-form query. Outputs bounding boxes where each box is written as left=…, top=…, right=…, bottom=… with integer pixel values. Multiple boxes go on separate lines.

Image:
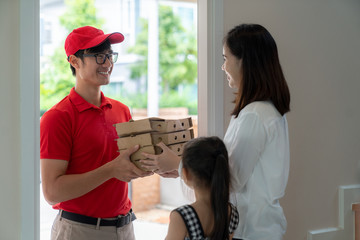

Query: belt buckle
left=115, top=216, right=122, bottom=228
left=116, top=213, right=129, bottom=228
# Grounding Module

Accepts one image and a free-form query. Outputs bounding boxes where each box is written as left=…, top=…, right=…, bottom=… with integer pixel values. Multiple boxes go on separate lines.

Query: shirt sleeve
left=40, top=109, right=73, bottom=160
left=227, top=112, right=267, bottom=192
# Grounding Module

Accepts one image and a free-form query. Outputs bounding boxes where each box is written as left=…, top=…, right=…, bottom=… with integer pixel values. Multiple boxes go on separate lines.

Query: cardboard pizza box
left=166, top=142, right=186, bottom=156
left=119, top=142, right=186, bottom=161
left=150, top=118, right=193, bottom=133
left=114, top=118, right=159, bottom=137
left=120, top=145, right=158, bottom=161
left=152, top=129, right=194, bottom=145
left=123, top=142, right=187, bottom=172
left=114, top=117, right=193, bottom=137
left=116, top=129, right=194, bottom=150
left=116, top=133, right=153, bottom=150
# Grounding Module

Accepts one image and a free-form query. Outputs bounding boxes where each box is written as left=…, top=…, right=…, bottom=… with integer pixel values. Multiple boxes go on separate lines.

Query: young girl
left=165, top=136, right=239, bottom=240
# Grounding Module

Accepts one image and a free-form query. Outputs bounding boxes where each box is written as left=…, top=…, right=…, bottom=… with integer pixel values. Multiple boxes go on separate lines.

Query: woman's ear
left=68, top=55, right=80, bottom=69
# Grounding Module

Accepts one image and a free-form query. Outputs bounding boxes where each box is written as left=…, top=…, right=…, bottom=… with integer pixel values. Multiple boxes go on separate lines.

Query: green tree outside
left=127, top=5, right=197, bottom=92
left=124, top=5, right=197, bottom=114
left=40, top=1, right=197, bottom=115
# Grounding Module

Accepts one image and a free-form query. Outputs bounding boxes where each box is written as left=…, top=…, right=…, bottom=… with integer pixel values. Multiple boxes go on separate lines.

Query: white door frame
left=20, top=0, right=40, bottom=239
left=21, top=0, right=223, bottom=239
left=197, top=0, right=224, bottom=137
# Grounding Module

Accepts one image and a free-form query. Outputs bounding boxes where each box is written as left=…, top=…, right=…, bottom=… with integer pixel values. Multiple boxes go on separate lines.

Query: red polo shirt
left=40, top=87, right=132, bottom=218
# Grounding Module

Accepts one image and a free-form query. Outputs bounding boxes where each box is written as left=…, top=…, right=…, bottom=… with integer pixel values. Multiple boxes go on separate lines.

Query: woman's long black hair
left=224, top=24, right=290, bottom=117
left=182, top=136, right=230, bottom=240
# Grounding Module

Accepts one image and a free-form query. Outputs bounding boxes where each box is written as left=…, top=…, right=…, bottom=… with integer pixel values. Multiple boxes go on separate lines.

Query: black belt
left=60, top=209, right=136, bottom=228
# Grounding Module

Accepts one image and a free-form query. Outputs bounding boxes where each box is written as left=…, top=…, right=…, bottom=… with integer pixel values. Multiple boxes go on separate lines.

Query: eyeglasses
left=83, top=52, right=119, bottom=65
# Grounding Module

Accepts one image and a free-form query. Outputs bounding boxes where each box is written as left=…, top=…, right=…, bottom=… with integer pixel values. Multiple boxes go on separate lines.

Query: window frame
left=20, top=0, right=40, bottom=239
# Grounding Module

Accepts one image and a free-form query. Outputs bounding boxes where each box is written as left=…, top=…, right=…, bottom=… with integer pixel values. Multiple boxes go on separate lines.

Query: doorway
left=17, top=0, right=225, bottom=239
left=39, top=0, right=198, bottom=239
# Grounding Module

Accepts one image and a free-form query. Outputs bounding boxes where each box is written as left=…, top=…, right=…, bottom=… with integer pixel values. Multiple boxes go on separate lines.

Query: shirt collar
left=69, top=87, right=112, bottom=112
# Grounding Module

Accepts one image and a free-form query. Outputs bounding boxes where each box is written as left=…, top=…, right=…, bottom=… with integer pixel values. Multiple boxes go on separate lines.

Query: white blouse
left=224, top=101, right=290, bottom=240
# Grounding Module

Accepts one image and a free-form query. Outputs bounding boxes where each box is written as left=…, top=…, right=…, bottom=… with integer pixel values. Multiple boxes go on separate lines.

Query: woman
left=221, top=24, right=290, bottom=240
left=141, top=23, right=290, bottom=240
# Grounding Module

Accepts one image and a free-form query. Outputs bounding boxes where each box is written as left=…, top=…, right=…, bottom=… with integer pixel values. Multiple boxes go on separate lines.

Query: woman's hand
left=156, top=170, right=179, bottom=178
left=140, top=142, right=181, bottom=173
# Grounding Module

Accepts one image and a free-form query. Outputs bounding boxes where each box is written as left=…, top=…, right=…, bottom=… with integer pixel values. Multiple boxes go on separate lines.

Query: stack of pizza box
left=114, top=117, right=194, bottom=171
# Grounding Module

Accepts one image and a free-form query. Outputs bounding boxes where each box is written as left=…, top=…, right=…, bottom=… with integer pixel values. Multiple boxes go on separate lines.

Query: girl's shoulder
left=174, top=204, right=201, bottom=228
left=167, top=207, right=188, bottom=240
left=174, top=204, right=197, bottom=218
left=174, top=205, right=206, bottom=239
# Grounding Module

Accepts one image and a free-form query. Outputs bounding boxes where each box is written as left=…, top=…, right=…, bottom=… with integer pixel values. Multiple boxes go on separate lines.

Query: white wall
left=0, top=0, right=21, bottom=239
left=223, top=0, right=360, bottom=239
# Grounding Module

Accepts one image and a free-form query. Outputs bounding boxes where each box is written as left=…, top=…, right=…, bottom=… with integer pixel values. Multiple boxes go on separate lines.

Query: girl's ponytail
left=210, top=153, right=230, bottom=240
left=182, top=136, right=231, bottom=240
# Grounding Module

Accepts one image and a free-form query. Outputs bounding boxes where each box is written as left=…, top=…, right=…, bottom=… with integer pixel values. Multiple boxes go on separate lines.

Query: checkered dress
left=174, top=203, right=239, bottom=240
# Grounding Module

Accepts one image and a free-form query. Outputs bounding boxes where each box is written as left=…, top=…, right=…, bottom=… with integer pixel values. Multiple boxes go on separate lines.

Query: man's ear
left=68, top=55, right=80, bottom=69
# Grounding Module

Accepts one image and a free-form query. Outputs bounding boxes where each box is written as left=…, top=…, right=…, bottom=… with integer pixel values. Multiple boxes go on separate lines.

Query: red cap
left=64, top=26, right=124, bottom=57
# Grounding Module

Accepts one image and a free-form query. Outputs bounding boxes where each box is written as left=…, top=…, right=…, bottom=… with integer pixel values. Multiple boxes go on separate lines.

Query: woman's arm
left=226, top=112, right=266, bottom=191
